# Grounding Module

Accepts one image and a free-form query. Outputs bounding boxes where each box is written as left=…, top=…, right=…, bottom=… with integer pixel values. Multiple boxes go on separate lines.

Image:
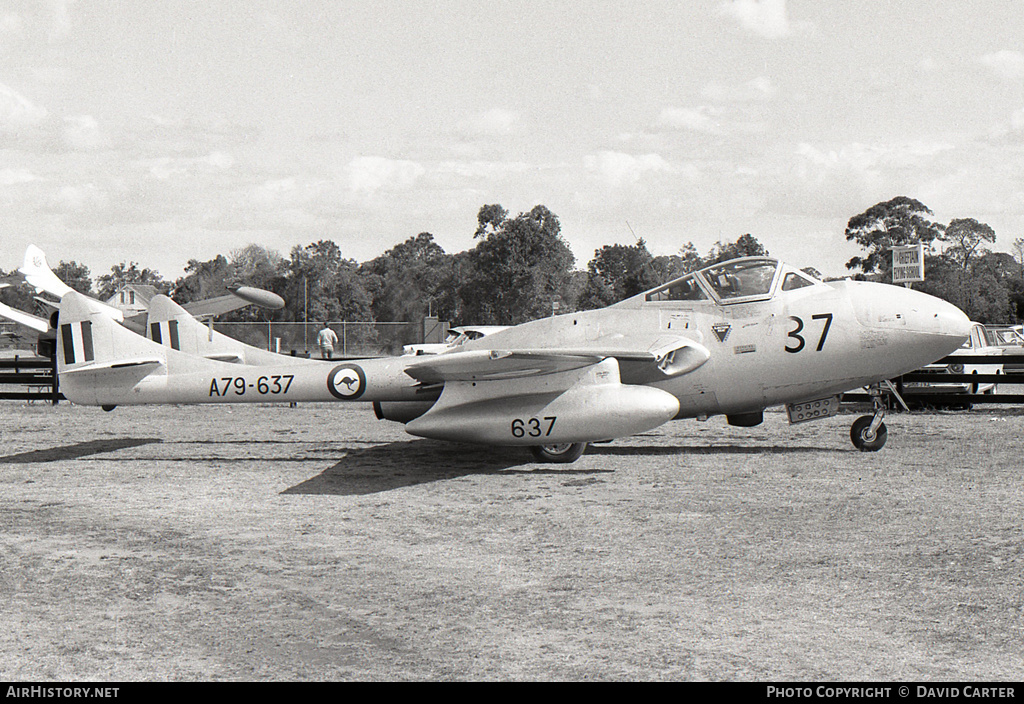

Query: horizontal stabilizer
left=204, top=352, right=244, bottom=363
left=0, top=300, right=50, bottom=333
left=58, top=357, right=164, bottom=374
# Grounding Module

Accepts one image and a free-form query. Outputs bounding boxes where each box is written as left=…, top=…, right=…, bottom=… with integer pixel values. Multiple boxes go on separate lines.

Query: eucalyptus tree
left=844, top=196, right=944, bottom=281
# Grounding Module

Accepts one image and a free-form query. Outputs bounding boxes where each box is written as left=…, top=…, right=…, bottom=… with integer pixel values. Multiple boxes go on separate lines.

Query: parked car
left=402, top=325, right=508, bottom=356
left=904, top=321, right=1003, bottom=396
left=986, top=324, right=1024, bottom=374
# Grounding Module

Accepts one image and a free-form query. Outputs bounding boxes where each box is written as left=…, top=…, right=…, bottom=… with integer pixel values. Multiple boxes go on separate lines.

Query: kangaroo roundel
left=327, top=364, right=366, bottom=400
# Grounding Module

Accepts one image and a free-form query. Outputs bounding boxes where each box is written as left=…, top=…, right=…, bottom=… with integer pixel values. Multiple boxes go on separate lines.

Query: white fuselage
left=56, top=260, right=971, bottom=449
left=460, top=278, right=970, bottom=418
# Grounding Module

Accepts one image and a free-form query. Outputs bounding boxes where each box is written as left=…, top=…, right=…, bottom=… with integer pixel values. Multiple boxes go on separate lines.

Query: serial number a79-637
left=208, top=375, right=295, bottom=397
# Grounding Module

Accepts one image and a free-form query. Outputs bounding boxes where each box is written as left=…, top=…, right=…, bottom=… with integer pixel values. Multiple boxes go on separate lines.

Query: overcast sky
left=3, top=0, right=1024, bottom=282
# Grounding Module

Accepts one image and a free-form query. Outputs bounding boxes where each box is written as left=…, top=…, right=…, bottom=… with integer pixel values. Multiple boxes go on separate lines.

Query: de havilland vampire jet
left=54, top=256, right=970, bottom=462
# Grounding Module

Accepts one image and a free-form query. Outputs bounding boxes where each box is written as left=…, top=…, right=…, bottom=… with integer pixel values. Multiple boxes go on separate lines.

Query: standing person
left=316, top=322, right=339, bottom=360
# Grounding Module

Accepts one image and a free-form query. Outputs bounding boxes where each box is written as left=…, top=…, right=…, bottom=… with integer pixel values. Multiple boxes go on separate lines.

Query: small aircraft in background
left=0, top=298, right=51, bottom=335
left=1, top=245, right=285, bottom=352
left=17, top=244, right=285, bottom=331
left=55, top=256, right=970, bottom=461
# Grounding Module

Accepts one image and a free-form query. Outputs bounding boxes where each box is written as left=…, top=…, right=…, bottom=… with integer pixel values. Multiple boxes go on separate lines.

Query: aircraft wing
left=405, top=349, right=601, bottom=384
left=405, top=334, right=710, bottom=384
left=0, top=300, right=51, bottom=334
left=181, top=286, right=285, bottom=319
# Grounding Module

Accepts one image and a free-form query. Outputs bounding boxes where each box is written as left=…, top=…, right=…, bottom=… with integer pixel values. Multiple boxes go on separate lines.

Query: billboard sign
left=892, top=244, right=925, bottom=284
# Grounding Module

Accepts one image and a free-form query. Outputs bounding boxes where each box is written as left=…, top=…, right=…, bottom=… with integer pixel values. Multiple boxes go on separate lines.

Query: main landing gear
left=530, top=442, right=588, bottom=463
left=850, top=381, right=906, bottom=452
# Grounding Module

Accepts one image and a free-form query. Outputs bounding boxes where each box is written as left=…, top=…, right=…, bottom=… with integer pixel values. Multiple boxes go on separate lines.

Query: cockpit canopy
left=643, top=257, right=822, bottom=305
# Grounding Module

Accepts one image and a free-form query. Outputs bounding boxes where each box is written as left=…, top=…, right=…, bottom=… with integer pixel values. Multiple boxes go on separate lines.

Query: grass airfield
left=1, top=401, right=1021, bottom=681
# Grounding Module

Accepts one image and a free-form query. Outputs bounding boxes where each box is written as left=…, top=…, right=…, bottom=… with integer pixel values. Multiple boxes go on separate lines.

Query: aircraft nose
left=852, top=282, right=970, bottom=339
left=900, top=287, right=971, bottom=343
left=927, top=296, right=972, bottom=340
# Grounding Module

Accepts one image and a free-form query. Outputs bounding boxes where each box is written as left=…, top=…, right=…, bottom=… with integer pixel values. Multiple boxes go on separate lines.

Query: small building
left=104, top=283, right=160, bottom=317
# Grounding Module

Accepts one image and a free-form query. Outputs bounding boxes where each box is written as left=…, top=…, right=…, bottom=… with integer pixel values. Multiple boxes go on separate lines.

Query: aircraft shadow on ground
left=282, top=439, right=615, bottom=496
left=282, top=437, right=837, bottom=496
left=587, top=443, right=835, bottom=456
left=0, top=438, right=163, bottom=464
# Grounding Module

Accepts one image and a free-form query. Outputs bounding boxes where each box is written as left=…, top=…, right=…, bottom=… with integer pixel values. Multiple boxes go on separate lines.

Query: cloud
left=346, top=156, right=426, bottom=194
left=0, top=83, right=118, bottom=153
left=49, top=182, right=109, bottom=214
left=147, top=151, right=233, bottom=180
left=0, top=168, right=36, bottom=186
left=978, top=50, right=1024, bottom=80
left=0, top=82, right=49, bottom=128
left=0, top=11, right=24, bottom=36
left=47, top=0, right=76, bottom=42
left=457, top=108, right=519, bottom=138
left=583, top=151, right=677, bottom=186
left=62, top=115, right=109, bottom=151
left=719, top=0, right=812, bottom=39
left=1013, top=108, right=1024, bottom=132
left=702, top=77, right=777, bottom=103
left=762, top=140, right=957, bottom=218
left=654, top=107, right=721, bottom=134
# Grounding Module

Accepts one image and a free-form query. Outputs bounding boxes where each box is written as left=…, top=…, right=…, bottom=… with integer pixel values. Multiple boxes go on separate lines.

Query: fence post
left=49, top=347, right=59, bottom=405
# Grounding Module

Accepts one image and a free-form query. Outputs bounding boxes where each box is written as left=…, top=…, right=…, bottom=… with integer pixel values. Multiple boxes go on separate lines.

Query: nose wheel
left=850, top=414, right=887, bottom=451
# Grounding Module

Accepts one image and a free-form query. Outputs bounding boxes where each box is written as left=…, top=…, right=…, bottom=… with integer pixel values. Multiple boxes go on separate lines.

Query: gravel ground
left=1, top=401, right=1022, bottom=681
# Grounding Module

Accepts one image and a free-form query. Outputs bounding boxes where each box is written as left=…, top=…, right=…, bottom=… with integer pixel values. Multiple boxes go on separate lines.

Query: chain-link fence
left=213, top=321, right=417, bottom=357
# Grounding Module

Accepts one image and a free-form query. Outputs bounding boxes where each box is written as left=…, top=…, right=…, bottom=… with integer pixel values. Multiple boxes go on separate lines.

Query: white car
left=402, top=325, right=508, bottom=356
left=987, top=324, right=1024, bottom=347
left=985, top=325, right=1024, bottom=375
left=906, top=321, right=1002, bottom=395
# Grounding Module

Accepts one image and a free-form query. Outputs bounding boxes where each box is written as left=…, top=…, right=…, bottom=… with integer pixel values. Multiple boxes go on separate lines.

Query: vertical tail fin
left=57, top=292, right=163, bottom=374
left=146, top=294, right=321, bottom=365
left=21, top=245, right=125, bottom=322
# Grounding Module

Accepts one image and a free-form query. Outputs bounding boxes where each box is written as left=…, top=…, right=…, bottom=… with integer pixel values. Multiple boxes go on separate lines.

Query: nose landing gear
left=850, top=381, right=906, bottom=452
left=850, top=413, right=887, bottom=451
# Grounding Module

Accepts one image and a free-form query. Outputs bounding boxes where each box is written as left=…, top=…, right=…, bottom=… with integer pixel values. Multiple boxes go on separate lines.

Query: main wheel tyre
left=530, top=442, right=587, bottom=463
left=850, top=415, right=887, bottom=452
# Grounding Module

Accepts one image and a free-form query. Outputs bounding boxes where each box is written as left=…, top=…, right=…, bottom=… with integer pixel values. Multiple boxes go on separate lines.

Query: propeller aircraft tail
left=21, top=245, right=124, bottom=322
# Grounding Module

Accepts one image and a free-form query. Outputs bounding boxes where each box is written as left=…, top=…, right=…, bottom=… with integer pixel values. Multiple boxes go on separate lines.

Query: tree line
left=843, top=196, right=1024, bottom=323
left=3, top=198, right=1023, bottom=327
